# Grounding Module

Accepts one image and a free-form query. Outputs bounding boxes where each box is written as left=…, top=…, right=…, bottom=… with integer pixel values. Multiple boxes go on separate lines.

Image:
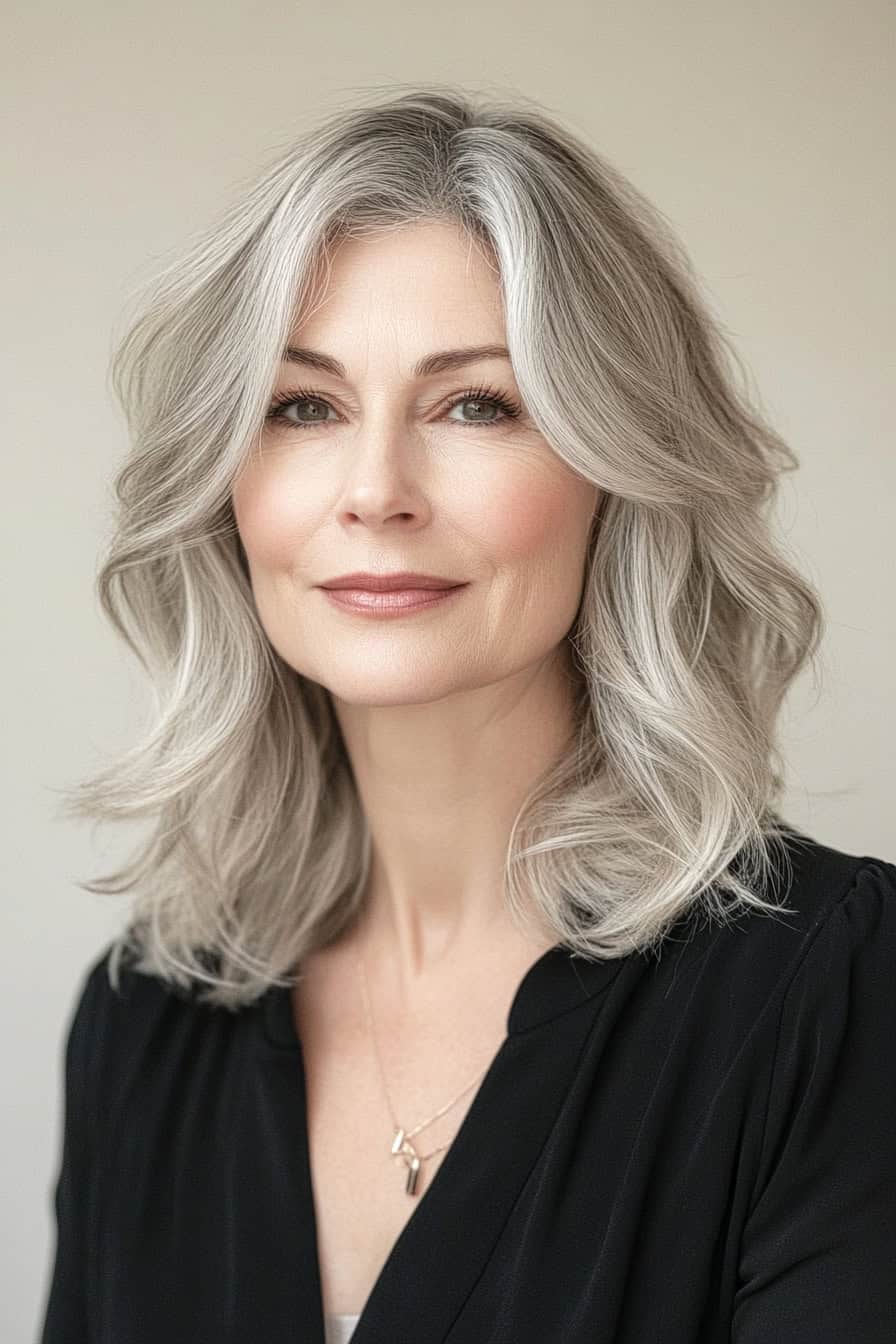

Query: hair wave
left=55, top=82, right=825, bottom=1009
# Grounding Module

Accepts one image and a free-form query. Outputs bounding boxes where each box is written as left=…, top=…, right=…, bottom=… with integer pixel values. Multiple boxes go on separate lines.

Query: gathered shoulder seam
left=745, top=855, right=886, bottom=1221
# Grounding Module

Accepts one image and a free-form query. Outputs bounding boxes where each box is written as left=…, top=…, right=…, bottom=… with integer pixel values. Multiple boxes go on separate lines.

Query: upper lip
left=319, top=571, right=464, bottom=591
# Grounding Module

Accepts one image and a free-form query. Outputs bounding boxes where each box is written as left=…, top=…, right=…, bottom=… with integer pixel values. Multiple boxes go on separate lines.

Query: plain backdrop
left=3, top=1, right=893, bottom=1338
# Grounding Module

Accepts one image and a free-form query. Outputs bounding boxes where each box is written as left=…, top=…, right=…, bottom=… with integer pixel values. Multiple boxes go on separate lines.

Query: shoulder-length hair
left=57, top=83, right=824, bottom=1009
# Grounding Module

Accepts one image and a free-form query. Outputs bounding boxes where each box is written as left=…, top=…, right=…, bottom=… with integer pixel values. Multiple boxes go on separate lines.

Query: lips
left=318, top=579, right=469, bottom=617
left=319, top=572, right=463, bottom=592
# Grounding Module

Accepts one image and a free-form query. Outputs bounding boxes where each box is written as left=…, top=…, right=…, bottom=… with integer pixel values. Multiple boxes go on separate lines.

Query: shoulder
left=637, top=828, right=896, bottom=1069
left=785, top=828, right=896, bottom=945
left=763, top=832, right=896, bottom=1056
left=696, top=827, right=896, bottom=997
left=756, top=827, right=896, bottom=1030
left=61, top=940, right=248, bottom=1134
left=71, top=938, right=204, bottom=1044
left=732, top=835, right=896, bottom=1276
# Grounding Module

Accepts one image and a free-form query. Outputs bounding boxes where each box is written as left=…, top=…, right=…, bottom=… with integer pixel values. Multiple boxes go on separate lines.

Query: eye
left=265, top=391, right=339, bottom=428
left=443, top=385, right=523, bottom=426
left=264, top=383, right=523, bottom=432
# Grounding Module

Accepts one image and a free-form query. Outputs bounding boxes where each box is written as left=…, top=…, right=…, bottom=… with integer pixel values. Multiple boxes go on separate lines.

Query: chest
left=95, top=934, right=778, bottom=1344
left=293, top=971, right=509, bottom=1318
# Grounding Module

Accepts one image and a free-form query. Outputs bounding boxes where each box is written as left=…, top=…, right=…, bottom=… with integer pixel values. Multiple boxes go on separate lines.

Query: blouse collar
left=260, top=940, right=625, bottom=1049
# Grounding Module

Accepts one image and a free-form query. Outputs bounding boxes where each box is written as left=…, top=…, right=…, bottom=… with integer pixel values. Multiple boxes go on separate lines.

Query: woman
left=40, top=86, right=896, bottom=1343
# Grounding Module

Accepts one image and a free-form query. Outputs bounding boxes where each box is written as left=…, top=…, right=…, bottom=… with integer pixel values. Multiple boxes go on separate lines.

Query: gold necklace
left=354, top=945, right=492, bottom=1196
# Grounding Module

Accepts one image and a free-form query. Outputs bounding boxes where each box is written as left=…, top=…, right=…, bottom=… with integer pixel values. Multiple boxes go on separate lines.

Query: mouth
left=318, top=572, right=463, bottom=592
left=318, top=583, right=469, bottom=617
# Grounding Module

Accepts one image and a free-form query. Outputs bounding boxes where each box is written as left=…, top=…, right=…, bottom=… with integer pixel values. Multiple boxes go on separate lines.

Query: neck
left=330, top=642, right=578, bottom=984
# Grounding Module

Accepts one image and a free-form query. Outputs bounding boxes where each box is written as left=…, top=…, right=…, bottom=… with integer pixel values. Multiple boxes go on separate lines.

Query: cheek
left=232, top=468, right=313, bottom=571
left=473, top=465, right=585, bottom=564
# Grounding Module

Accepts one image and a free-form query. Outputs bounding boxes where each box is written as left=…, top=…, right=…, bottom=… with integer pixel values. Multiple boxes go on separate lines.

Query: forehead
left=289, top=219, right=506, bottom=363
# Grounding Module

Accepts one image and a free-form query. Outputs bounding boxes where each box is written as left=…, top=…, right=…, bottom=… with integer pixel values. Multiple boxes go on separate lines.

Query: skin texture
left=232, top=217, right=600, bottom=1012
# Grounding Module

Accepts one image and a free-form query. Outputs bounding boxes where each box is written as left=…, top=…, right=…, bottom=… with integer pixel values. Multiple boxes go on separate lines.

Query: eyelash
left=263, top=382, right=523, bottom=432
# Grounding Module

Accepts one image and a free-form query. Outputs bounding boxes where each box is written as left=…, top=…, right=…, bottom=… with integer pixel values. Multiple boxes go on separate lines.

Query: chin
left=324, top=671, right=476, bottom=710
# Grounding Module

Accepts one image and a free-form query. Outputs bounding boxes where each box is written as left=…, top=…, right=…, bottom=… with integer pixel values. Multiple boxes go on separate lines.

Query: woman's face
left=232, top=218, right=600, bottom=707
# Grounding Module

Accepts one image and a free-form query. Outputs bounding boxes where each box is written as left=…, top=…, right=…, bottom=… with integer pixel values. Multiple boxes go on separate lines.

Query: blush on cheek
left=481, top=472, right=574, bottom=557
left=232, top=478, right=312, bottom=571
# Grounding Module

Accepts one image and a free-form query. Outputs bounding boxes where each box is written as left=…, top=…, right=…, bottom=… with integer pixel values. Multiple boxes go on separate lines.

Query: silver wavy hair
left=57, top=83, right=824, bottom=1009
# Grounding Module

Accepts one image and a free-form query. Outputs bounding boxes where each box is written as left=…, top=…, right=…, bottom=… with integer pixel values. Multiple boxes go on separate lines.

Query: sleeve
left=38, top=947, right=112, bottom=1344
left=732, top=856, right=896, bottom=1342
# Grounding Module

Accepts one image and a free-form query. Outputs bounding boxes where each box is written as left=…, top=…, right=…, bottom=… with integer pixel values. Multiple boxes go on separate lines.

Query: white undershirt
left=324, top=1312, right=361, bottom=1344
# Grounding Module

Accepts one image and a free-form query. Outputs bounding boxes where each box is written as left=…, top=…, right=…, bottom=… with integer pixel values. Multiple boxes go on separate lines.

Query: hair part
left=55, top=82, right=824, bottom=1009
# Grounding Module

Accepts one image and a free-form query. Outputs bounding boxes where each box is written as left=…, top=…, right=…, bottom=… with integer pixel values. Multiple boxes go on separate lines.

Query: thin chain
left=354, top=944, right=491, bottom=1171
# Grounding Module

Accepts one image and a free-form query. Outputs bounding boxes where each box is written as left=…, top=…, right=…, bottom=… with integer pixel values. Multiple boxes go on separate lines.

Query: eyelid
left=268, top=382, right=505, bottom=411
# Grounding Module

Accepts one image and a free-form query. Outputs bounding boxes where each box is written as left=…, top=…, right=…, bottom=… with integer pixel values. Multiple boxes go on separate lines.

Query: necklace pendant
left=390, top=1127, right=406, bottom=1156
left=393, top=1134, right=422, bottom=1197
left=404, top=1153, right=421, bottom=1196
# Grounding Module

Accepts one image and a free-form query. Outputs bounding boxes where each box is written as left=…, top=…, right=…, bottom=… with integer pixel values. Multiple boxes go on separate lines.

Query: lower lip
left=319, top=584, right=468, bottom=616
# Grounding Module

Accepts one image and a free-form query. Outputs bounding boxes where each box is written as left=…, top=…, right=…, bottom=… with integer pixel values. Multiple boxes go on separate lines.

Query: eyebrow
left=281, top=343, right=512, bottom=379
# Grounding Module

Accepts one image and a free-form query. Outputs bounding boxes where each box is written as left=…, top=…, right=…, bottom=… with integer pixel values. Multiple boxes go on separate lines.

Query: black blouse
left=39, top=829, right=896, bottom=1343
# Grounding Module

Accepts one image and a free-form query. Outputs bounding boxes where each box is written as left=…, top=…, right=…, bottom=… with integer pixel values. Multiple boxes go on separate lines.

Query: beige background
left=3, top=1, right=893, bottom=1336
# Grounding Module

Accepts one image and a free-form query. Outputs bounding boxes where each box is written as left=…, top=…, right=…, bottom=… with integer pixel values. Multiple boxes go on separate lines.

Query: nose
left=334, top=419, right=432, bottom=528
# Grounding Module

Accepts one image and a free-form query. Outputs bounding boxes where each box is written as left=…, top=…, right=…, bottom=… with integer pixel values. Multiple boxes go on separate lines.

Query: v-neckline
left=244, top=942, right=623, bottom=1344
